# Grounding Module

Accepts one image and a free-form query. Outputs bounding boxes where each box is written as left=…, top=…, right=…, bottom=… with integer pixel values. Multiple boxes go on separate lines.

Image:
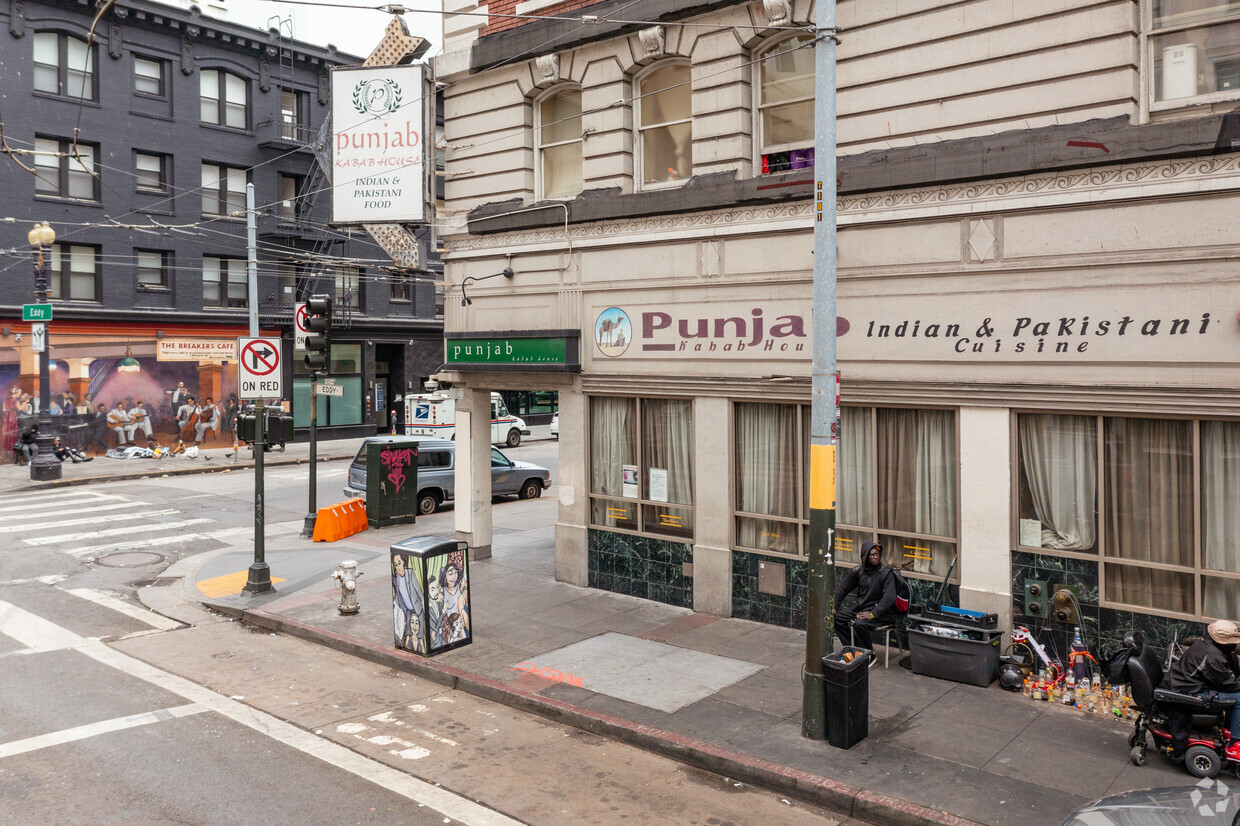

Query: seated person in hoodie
left=1162, top=619, right=1240, bottom=759
left=833, top=540, right=897, bottom=652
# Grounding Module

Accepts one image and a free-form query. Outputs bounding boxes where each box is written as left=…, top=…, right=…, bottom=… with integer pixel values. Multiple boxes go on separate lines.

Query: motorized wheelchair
left=1124, top=630, right=1239, bottom=778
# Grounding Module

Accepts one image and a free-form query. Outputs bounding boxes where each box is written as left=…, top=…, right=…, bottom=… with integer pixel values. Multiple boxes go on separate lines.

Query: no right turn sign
left=238, top=336, right=284, bottom=399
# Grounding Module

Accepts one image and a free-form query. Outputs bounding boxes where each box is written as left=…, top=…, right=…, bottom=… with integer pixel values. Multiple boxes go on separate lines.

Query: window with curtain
left=734, top=402, right=804, bottom=555
left=136, top=249, right=169, bottom=289
left=1148, top=1, right=1240, bottom=108
left=1016, top=413, right=1240, bottom=620
left=200, top=69, right=248, bottom=128
left=836, top=407, right=958, bottom=580
left=34, top=32, right=95, bottom=100
left=201, top=163, right=248, bottom=217
left=135, top=152, right=168, bottom=193
left=589, top=396, right=693, bottom=540
left=637, top=64, right=692, bottom=187
left=34, top=137, right=97, bottom=201
left=202, top=255, right=247, bottom=308
left=48, top=244, right=99, bottom=302
left=756, top=34, right=815, bottom=174
left=134, top=56, right=165, bottom=97
left=537, top=88, right=583, bottom=199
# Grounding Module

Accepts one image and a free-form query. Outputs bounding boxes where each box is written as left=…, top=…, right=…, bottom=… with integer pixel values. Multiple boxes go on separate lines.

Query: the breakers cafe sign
left=331, top=64, right=425, bottom=224
left=592, top=288, right=1235, bottom=364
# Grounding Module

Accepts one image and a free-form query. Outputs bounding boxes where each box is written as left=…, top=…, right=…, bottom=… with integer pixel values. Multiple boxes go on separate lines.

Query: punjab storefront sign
left=331, top=64, right=426, bottom=224
left=592, top=304, right=808, bottom=360
left=157, top=339, right=236, bottom=362
left=444, top=331, right=580, bottom=372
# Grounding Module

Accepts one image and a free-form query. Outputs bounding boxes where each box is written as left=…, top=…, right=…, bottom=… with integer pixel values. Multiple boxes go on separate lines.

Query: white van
left=404, top=391, right=530, bottom=447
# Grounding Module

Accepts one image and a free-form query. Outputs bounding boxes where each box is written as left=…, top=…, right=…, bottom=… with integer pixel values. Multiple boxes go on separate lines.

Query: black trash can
left=822, top=647, right=870, bottom=749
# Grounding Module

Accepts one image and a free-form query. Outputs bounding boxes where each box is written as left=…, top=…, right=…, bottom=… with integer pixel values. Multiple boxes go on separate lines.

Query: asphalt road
left=0, top=442, right=865, bottom=825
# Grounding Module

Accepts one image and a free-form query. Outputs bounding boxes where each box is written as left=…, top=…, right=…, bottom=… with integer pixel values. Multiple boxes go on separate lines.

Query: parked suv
left=343, top=436, right=551, bottom=516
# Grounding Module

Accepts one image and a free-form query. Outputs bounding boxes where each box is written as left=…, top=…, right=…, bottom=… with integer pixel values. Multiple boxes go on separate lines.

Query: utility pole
left=802, top=1, right=841, bottom=741
left=243, top=182, right=273, bottom=594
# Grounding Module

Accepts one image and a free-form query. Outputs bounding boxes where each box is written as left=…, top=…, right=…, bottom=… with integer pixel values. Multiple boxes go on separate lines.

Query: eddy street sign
left=314, top=383, right=344, bottom=397
left=237, top=336, right=283, bottom=399
left=23, top=304, right=52, bottom=322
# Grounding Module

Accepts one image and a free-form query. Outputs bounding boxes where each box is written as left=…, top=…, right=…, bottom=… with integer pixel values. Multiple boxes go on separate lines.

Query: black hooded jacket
left=1162, top=637, right=1240, bottom=695
left=833, top=540, right=897, bottom=621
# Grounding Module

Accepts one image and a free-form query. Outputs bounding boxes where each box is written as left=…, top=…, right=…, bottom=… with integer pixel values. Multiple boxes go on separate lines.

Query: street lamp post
left=28, top=221, right=60, bottom=482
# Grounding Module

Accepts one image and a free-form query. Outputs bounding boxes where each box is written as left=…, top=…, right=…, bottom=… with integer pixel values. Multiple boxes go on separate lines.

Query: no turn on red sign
left=237, top=337, right=284, bottom=399
left=294, top=302, right=308, bottom=351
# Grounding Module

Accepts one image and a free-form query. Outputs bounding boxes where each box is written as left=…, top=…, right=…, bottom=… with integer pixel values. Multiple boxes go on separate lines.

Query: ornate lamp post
left=28, top=220, right=60, bottom=482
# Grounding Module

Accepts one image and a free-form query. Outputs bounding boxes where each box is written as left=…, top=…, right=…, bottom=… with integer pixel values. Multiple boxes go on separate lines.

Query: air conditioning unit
left=1162, top=44, right=1199, bottom=100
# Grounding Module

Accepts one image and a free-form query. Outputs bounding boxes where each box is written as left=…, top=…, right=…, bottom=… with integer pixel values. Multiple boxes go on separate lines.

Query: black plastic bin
left=907, top=622, right=1002, bottom=687
left=821, top=647, right=870, bottom=749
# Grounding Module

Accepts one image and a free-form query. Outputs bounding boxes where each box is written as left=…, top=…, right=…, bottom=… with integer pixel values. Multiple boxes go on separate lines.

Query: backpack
left=890, top=568, right=911, bottom=614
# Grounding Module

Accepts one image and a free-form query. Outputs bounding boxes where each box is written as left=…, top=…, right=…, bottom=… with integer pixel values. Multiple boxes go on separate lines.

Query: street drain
left=96, top=551, right=166, bottom=568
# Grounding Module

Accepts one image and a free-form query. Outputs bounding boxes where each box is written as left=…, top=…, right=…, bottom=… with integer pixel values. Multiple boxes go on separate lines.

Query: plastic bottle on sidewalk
left=1071, top=626, right=1088, bottom=682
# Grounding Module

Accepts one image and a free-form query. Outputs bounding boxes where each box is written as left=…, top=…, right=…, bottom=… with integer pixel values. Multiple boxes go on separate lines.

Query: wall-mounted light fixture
left=460, top=267, right=513, bottom=306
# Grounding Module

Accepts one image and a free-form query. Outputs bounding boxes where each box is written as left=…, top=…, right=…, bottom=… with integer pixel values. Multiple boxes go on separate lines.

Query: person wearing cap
left=832, top=540, right=898, bottom=653
left=1162, top=619, right=1240, bottom=757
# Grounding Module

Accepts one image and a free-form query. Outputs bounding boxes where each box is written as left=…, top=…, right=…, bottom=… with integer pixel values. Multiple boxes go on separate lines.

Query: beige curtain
left=735, top=403, right=798, bottom=553
left=876, top=408, right=956, bottom=574
left=1018, top=414, right=1097, bottom=551
left=1203, top=421, right=1240, bottom=618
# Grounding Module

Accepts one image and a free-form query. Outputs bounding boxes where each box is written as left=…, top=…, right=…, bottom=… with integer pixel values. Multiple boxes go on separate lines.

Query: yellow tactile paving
left=197, top=571, right=286, bottom=599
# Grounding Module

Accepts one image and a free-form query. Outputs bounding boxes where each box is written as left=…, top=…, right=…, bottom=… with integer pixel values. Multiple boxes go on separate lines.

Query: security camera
left=14, top=333, right=21, bottom=343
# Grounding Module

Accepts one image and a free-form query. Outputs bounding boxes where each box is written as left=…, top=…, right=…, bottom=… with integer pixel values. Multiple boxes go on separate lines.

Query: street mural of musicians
left=127, top=400, right=155, bottom=445
left=106, top=402, right=131, bottom=446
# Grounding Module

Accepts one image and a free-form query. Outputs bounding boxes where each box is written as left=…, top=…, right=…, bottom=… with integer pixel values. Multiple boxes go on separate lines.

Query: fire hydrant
left=330, top=560, right=363, bottom=615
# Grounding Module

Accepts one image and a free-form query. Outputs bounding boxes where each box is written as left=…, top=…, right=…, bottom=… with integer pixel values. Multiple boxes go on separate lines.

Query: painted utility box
left=366, top=438, right=419, bottom=527
left=390, top=537, right=472, bottom=656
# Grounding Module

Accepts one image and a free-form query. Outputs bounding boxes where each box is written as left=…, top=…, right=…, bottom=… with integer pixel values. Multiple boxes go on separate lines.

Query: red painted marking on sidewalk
left=638, top=613, right=718, bottom=643
left=510, top=662, right=584, bottom=687
left=509, top=673, right=556, bottom=693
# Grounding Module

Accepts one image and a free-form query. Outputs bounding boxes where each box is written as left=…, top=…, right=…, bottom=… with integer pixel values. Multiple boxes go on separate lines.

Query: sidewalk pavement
left=5, top=427, right=1190, bottom=825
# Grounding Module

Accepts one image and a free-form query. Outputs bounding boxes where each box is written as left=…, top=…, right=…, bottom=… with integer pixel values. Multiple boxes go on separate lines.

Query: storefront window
left=589, top=396, right=693, bottom=539
left=1017, top=413, right=1240, bottom=620
left=734, top=402, right=803, bottom=555
left=292, top=344, right=362, bottom=427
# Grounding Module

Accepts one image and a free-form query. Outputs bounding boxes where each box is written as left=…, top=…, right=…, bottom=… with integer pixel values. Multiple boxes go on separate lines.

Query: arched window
left=756, top=34, right=814, bottom=173
left=201, top=69, right=249, bottom=129
left=34, top=32, right=96, bottom=100
left=636, top=63, right=692, bottom=187
left=536, top=87, right=583, bottom=199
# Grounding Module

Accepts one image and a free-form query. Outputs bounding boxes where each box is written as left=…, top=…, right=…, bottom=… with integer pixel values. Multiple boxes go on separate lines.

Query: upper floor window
left=279, top=174, right=301, bottom=220
left=1149, top=1, right=1240, bottom=108
left=134, top=56, right=165, bottom=98
left=757, top=34, right=815, bottom=173
left=200, top=69, right=248, bottom=129
left=34, top=137, right=97, bottom=201
left=201, top=163, right=247, bottom=218
left=34, top=32, right=95, bottom=100
left=48, top=244, right=100, bottom=302
left=277, top=261, right=302, bottom=308
left=336, top=266, right=363, bottom=314
left=136, top=249, right=170, bottom=290
left=203, top=255, right=247, bottom=308
left=536, top=88, right=583, bottom=199
left=280, top=88, right=305, bottom=141
left=390, top=272, right=411, bottom=303
left=636, top=64, right=692, bottom=187
left=135, top=151, right=169, bottom=194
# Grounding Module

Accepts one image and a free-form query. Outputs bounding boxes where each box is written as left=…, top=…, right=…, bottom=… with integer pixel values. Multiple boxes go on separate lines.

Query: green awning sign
left=444, top=331, right=580, bottom=372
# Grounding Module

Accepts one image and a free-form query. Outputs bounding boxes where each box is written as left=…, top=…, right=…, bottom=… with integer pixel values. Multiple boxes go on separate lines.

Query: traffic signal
left=303, top=294, right=332, bottom=375
left=235, top=410, right=294, bottom=450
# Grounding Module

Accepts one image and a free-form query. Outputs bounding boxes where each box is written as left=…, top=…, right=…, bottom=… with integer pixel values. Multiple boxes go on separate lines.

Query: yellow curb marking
left=197, top=571, right=286, bottom=598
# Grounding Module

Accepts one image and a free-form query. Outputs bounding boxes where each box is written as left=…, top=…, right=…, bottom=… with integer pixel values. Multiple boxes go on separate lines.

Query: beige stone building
left=432, top=0, right=1240, bottom=649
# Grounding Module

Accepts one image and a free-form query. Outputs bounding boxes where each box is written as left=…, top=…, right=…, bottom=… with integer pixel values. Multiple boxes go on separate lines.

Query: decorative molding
left=964, top=217, right=1001, bottom=263
left=761, top=0, right=792, bottom=26
left=259, top=56, right=271, bottom=92
left=534, top=53, right=560, bottom=85
left=699, top=240, right=721, bottom=279
left=112, top=5, right=128, bottom=21
left=187, top=24, right=200, bottom=38
left=10, top=0, right=25, bottom=38
left=449, top=155, right=1240, bottom=253
left=317, top=68, right=329, bottom=105
left=180, top=33, right=194, bottom=75
left=638, top=26, right=665, bottom=59
left=108, top=21, right=122, bottom=59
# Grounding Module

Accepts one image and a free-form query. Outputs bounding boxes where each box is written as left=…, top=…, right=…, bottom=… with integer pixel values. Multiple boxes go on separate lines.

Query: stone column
left=453, top=387, right=493, bottom=561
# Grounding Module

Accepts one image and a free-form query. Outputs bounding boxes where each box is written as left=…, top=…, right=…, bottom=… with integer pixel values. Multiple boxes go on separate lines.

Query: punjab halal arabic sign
left=331, top=64, right=425, bottom=224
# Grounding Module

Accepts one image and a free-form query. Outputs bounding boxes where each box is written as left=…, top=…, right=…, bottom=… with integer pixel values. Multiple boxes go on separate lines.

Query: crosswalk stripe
left=64, top=526, right=252, bottom=557
left=0, top=704, right=207, bottom=759
left=64, top=588, right=183, bottom=630
left=25, top=517, right=214, bottom=546
left=0, top=501, right=148, bottom=523
left=0, top=509, right=178, bottom=536
left=0, top=490, right=122, bottom=506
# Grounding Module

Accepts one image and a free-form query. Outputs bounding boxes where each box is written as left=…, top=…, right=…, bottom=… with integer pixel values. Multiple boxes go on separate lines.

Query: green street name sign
left=22, top=304, right=52, bottom=322
left=447, top=337, right=567, bottom=365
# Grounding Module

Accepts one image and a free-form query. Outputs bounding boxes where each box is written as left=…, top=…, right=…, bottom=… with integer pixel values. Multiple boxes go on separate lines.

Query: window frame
left=1142, top=0, right=1240, bottom=115
left=1012, top=410, right=1240, bottom=622
left=133, top=55, right=166, bottom=99
left=200, top=68, right=250, bottom=130
left=134, top=151, right=169, bottom=194
left=752, top=33, right=816, bottom=173
left=34, top=136, right=99, bottom=202
left=534, top=85, right=584, bottom=201
left=390, top=272, right=411, bottom=303
left=279, top=87, right=306, bottom=141
left=587, top=395, right=696, bottom=541
left=47, top=243, right=101, bottom=302
left=33, top=31, right=97, bottom=101
left=732, top=401, right=809, bottom=558
left=278, top=173, right=302, bottom=220
left=634, top=61, right=693, bottom=191
left=135, top=248, right=170, bottom=291
left=202, top=254, right=248, bottom=309
left=200, top=162, right=248, bottom=219
left=336, top=265, right=363, bottom=315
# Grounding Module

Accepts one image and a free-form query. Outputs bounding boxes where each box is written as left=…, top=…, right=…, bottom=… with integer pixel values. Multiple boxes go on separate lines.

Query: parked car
left=1063, top=783, right=1240, bottom=825
left=343, top=436, right=551, bottom=515
left=550, top=411, right=558, bottom=439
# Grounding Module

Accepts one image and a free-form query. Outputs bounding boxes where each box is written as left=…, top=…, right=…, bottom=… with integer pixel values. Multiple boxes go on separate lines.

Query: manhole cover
left=96, top=551, right=166, bottom=568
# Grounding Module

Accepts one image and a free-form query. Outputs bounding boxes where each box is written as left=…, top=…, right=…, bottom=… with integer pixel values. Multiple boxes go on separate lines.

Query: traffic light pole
left=301, top=375, right=318, bottom=538
left=242, top=183, right=273, bottom=594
